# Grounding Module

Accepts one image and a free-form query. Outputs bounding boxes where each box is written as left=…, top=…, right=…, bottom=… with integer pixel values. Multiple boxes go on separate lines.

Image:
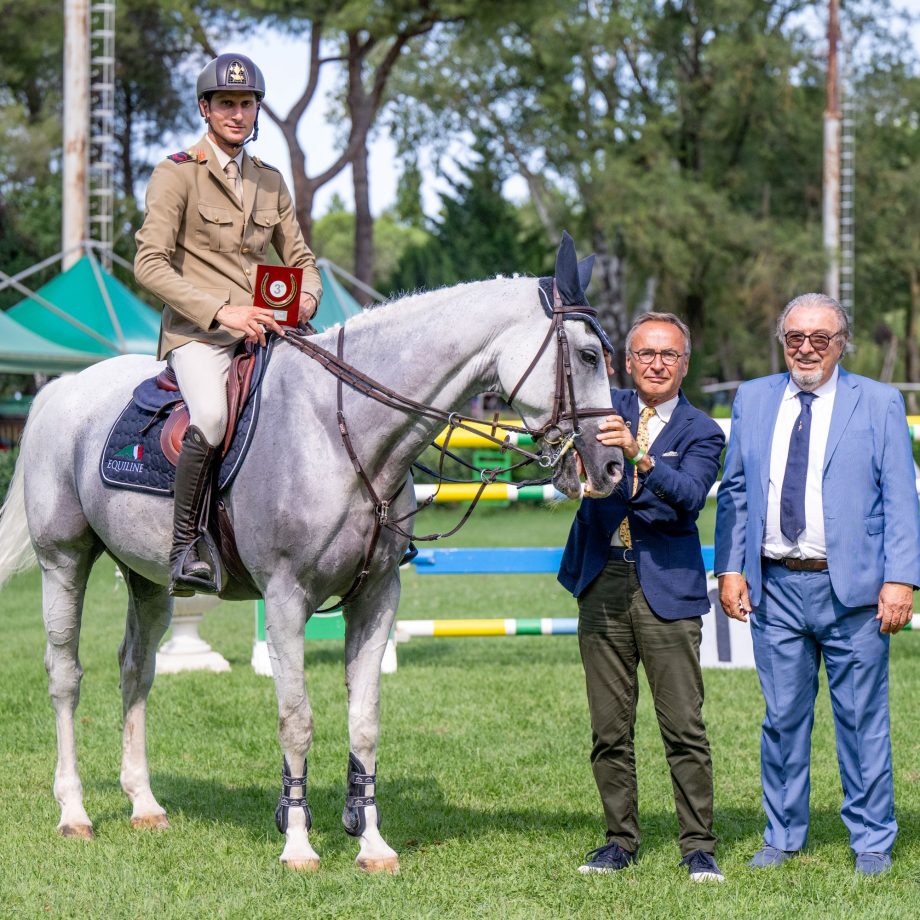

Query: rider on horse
left=134, top=53, right=323, bottom=597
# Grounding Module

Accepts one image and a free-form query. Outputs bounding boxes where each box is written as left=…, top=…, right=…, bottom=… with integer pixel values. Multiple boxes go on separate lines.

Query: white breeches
left=167, top=340, right=237, bottom=447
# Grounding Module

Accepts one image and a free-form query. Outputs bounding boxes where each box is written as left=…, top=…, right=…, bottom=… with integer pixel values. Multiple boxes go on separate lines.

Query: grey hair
left=776, top=293, right=850, bottom=342
left=625, top=312, right=691, bottom=356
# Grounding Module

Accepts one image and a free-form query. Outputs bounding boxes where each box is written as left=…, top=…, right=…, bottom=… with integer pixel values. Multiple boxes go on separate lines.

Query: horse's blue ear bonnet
left=539, top=231, right=615, bottom=354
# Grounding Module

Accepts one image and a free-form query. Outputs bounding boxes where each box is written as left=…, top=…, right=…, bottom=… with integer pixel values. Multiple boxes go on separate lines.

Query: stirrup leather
left=342, top=752, right=378, bottom=837
left=275, top=757, right=312, bottom=834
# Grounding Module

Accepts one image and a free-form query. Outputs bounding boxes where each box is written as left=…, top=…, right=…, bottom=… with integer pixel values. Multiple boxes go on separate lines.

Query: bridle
left=282, top=277, right=615, bottom=609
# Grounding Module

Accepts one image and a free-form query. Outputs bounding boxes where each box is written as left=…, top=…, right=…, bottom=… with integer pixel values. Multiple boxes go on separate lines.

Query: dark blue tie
left=780, top=391, right=817, bottom=542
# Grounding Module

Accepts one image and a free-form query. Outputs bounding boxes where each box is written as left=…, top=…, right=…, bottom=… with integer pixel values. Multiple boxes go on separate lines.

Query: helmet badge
left=227, top=61, right=247, bottom=85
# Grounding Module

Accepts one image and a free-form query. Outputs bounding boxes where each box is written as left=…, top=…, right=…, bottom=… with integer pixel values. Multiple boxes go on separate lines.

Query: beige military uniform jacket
left=135, top=135, right=322, bottom=359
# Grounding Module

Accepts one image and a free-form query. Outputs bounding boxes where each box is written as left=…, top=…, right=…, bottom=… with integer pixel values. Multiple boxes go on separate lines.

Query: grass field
left=1, top=503, right=919, bottom=919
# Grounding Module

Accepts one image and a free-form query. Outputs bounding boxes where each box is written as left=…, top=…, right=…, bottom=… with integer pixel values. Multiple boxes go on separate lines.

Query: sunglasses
left=783, top=332, right=843, bottom=352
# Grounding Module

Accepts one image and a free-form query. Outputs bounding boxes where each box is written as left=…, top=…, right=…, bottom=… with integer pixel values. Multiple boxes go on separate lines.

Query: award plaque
left=254, top=264, right=304, bottom=326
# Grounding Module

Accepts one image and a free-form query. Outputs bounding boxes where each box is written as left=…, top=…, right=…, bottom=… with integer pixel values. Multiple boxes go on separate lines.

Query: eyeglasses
left=783, top=331, right=843, bottom=352
left=629, top=349, right=686, bottom=366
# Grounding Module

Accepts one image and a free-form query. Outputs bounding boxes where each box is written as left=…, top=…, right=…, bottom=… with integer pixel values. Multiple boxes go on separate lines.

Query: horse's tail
left=0, top=378, right=65, bottom=586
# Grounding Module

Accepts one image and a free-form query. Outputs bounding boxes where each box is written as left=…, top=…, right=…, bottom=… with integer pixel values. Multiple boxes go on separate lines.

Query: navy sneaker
left=855, top=852, right=891, bottom=876
left=679, top=849, right=725, bottom=882
left=578, top=841, right=637, bottom=874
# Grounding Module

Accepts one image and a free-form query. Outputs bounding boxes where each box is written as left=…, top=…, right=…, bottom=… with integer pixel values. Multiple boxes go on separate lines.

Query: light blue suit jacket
left=715, top=368, right=920, bottom=608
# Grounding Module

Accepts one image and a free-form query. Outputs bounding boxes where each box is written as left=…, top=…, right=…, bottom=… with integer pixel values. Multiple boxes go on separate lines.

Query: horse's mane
left=329, top=275, right=534, bottom=338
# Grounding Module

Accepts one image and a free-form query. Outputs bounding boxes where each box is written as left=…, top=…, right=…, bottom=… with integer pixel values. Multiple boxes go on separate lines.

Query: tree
left=386, top=141, right=547, bottom=293
left=313, top=193, right=429, bottom=293
left=179, top=1, right=531, bottom=299
left=851, top=63, right=920, bottom=402
left=387, top=0, right=911, bottom=391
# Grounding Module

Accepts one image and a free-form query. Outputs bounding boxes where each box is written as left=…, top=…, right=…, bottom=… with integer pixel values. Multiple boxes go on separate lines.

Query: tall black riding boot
left=169, top=425, right=218, bottom=597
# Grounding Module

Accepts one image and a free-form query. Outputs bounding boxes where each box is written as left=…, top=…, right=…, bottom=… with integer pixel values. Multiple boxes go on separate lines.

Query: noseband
left=281, top=278, right=614, bottom=607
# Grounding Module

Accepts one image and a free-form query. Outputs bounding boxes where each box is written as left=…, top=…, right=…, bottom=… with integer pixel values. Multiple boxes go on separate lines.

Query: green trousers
left=578, top=558, right=716, bottom=856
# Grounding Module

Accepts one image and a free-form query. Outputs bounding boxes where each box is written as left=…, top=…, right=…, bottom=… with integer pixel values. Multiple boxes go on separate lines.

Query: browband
left=537, top=277, right=615, bottom=355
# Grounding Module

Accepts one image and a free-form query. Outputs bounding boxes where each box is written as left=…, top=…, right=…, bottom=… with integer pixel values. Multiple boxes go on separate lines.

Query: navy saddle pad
left=100, top=339, right=274, bottom=496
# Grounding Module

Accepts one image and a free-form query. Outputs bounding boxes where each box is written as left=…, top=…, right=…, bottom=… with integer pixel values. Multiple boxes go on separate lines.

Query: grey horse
left=0, top=260, right=621, bottom=871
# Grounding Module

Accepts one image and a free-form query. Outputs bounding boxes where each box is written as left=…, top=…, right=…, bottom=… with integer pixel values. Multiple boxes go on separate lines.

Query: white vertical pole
left=63, top=0, right=90, bottom=271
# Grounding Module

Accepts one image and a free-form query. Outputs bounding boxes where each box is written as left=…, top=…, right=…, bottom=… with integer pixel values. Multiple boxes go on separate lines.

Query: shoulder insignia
left=251, top=156, right=280, bottom=172
left=166, top=149, right=207, bottom=164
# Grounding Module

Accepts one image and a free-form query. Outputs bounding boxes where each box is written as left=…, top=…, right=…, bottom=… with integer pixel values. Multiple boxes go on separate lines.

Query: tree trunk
left=352, top=137, right=374, bottom=303
left=905, top=268, right=920, bottom=413
left=590, top=228, right=631, bottom=387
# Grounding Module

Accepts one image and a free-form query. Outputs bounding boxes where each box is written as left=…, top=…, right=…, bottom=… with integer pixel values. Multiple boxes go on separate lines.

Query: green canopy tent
left=313, top=260, right=366, bottom=330
left=5, top=255, right=364, bottom=357
left=7, top=255, right=160, bottom=356
left=0, top=309, right=103, bottom=374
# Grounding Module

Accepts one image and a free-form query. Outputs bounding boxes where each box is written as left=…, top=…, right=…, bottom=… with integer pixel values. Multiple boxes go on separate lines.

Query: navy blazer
left=558, top=388, right=725, bottom=620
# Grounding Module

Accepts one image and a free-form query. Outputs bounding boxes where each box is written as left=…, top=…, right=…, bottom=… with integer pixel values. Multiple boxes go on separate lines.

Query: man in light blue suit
left=715, top=293, right=920, bottom=876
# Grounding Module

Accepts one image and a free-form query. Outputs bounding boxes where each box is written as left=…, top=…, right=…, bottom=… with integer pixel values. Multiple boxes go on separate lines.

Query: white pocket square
left=662, top=451, right=680, bottom=457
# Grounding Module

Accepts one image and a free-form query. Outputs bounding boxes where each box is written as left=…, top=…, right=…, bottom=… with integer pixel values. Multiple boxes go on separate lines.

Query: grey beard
left=791, top=367, right=823, bottom=391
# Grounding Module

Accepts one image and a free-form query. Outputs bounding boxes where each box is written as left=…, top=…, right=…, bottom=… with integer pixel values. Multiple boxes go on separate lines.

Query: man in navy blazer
left=716, top=293, right=920, bottom=876
left=559, top=312, right=725, bottom=881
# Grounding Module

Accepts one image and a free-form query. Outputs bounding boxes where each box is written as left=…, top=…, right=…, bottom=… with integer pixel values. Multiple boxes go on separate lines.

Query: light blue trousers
left=751, top=562, right=895, bottom=855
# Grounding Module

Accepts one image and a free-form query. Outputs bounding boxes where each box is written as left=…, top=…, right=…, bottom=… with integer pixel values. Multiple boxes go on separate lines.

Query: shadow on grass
left=92, top=769, right=920, bottom=863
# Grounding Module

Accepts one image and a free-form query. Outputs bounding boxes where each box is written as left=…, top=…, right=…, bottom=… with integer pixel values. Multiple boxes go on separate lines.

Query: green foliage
left=313, top=198, right=429, bottom=291
left=0, top=445, right=18, bottom=498
left=387, top=0, right=919, bottom=397
left=385, top=143, right=548, bottom=294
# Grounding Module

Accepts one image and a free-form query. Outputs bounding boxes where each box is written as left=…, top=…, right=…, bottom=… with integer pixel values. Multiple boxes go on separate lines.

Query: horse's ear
left=577, top=254, right=595, bottom=293
left=555, top=230, right=584, bottom=304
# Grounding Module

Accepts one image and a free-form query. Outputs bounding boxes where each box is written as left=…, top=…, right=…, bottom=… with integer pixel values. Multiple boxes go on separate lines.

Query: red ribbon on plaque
left=254, top=264, right=304, bottom=326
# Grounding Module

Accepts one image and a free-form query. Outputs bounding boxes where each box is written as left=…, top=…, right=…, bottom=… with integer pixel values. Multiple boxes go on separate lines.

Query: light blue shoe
left=748, top=844, right=798, bottom=868
left=855, top=852, right=891, bottom=876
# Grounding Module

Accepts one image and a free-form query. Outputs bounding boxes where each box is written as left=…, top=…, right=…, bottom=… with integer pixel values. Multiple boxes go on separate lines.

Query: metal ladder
left=89, top=1, right=116, bottom=271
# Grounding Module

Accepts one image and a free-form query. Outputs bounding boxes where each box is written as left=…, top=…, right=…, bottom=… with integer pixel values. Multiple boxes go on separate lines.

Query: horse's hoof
left=131, top=814, right=170, bottom=831
left=357, top=855, right=400, bottom=874
left=281, top=857, right=321, bottom=872
left=59, top=824, right=94, bottom=840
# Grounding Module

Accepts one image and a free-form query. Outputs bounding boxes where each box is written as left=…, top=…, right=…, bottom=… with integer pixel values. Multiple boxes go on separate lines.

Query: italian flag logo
left=114, top=443, right=144, bottom=461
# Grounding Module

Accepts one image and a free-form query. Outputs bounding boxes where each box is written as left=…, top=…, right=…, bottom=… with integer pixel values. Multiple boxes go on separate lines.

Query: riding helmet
left=196, top=53, right=265, bottom=100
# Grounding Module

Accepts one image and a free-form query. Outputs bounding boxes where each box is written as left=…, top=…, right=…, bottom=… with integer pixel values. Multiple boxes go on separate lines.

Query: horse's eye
left=580, top=350, right=599, bottom=368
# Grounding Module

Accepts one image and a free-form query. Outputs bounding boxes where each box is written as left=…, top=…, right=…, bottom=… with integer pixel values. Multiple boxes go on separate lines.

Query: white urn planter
left=156, top=593, right=231, bottom=674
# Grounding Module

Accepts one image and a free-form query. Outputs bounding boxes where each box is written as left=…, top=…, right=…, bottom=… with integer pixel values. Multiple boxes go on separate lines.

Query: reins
left=282, top=280, right=613, bottom=609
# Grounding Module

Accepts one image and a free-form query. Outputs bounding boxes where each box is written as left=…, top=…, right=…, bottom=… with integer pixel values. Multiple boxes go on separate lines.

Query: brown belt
left=764, top=556, right=828, bottom=572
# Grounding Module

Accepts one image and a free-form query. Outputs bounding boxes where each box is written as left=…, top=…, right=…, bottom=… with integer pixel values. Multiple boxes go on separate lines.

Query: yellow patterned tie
left=618, top=406, right=657, bottom=549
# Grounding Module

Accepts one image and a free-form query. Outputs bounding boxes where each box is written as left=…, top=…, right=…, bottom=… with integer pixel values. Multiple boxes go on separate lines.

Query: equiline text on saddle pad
left=99, top=338, right=274, bottom=495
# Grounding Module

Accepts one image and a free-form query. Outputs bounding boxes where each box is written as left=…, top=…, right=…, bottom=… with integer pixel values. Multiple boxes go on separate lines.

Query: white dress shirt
left=762, top=368, right=838, bottom=559
left=206, top=138, right=244, bottom=175
left=610, top=393, right=679, bottom=547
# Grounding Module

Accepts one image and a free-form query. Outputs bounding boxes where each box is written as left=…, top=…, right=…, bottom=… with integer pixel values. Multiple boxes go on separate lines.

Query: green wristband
left=628, top=448, right=646, bottom=466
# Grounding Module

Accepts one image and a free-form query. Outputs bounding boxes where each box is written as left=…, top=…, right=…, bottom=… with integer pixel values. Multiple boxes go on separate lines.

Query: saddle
left=100, top=338, right=277, bottom=600
left=157, top=348, right=258, bottom=465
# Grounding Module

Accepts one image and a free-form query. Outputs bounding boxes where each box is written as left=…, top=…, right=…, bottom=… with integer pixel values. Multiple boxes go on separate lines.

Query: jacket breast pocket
left=194, top=203, right=234, bottom=252
left=248, top=208, right=282, bottom=255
